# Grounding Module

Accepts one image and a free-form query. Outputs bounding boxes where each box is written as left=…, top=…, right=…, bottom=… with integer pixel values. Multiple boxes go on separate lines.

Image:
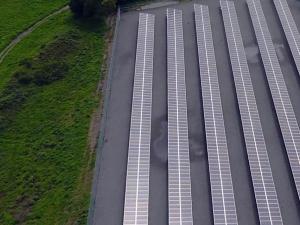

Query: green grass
left=0, top=9, right=108, bottom=225
left=0, top=0, right=68, bottom=51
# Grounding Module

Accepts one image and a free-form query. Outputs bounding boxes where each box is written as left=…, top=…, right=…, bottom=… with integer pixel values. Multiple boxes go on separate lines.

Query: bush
left=70, top=0, right=85, bottom=17
left=101, top=0, right=117, bottom=13
left=33, top=63, right=68, bottom=86
left=19, top=59, right=33, bottom=69
left=38, top=32, right=79, bottom=62
left=83, top=0, right=102, bottom=17
left=70, top=0, right=117, bottom=18
left=15, top=71, right=33, bottom=85
left=0, top=85, right=26, bottom=110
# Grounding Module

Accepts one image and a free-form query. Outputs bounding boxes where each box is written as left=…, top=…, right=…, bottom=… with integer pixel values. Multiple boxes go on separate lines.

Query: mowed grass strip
left=0, top=10, right=108, bottom=225
left=0, top=0, right=68, bottom=51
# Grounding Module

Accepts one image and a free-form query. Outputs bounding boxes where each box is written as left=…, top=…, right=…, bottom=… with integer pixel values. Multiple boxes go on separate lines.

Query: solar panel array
left=221, top=1, right=284, bottom=224
left=194, top=4, right=238, bottom=225
left=167, top=8, right=194, bottom=225
left=123, top=13, right=155, bottom=225
left=247, top=0, right=300, bottom=200
left=273, top=0, right=300, bottom=75
left=120, top=1, right=300, bottom=223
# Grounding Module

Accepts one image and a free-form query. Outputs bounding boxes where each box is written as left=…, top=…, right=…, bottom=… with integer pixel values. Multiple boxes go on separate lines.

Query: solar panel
left=123, top=13, right=155, bottom=225
left=194, top=4, right=238, bottom=225
left=247, top=0, right=300, bottom=200
left=273, top=0, right=300, bottom=75
left=167, top=8, right=193, bottom=225
left=220, top=1, right=283, bottom=224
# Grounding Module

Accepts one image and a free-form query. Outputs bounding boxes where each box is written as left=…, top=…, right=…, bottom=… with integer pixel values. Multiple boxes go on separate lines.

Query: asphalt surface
left=90, top=0, right=300, bottom=224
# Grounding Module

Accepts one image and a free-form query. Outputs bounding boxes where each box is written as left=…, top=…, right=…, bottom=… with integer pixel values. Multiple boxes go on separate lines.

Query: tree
left=83, top=0, right=102, bottom=17
left=101, top=0, right=117, bottom=14
left=70, top=0, right=116, bottom=18
left=70, top=0, right=85, bottom=17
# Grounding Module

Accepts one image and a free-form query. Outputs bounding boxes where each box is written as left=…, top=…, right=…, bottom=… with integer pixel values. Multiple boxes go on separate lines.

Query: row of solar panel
left=123, top=13, right=155, bottom=225
left=250, top=0, right=300, bottom=201
left=123, top=0, right=300, bottom=224
left=167, top=8, right=194, bottom=225
left=195, top=4, right=239, bottom=225
left=221, top=1, right=283, bottom=224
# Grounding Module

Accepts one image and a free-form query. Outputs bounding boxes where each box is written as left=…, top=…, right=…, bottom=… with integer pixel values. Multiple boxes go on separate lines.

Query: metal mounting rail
left=123, top=13, right=155, bottom=225
left=195, top=4, right=238, bottom=225
left=247, top=0, right=300, bottom=201
left=167, top=8, right=193, bottom=225
left=221, top=1, right=283, bottom=224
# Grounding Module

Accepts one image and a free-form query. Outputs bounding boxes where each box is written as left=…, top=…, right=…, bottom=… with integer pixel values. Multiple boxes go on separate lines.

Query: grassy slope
left=0, top=10, right=107, bottom=225
left=0, top=0, right=68, bottom=51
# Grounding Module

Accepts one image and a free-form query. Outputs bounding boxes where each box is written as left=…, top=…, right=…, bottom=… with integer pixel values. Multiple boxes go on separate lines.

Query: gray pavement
left=90, top=0, right=300, bottom=224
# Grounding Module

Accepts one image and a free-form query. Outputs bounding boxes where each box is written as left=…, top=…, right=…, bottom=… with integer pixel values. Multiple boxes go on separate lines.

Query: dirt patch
left=88, top=14, right=115, bottom=154
left=88, top=101, right=103, bottom=153
left=245, top=44, right=259, bottom=64
left=12, top=195, right=34, bottom=223
left=0, top=192, right=5, bottom=199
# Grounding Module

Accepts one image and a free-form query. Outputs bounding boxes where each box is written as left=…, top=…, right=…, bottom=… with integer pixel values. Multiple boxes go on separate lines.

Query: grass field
left=0, top=9, right=108, bottom=225
left=0, top=0, right=68, bottom=51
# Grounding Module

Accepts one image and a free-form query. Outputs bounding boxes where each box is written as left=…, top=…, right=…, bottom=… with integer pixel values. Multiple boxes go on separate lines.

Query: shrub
left=19, top=59, right=33, bottom=69
left=0, top=86, right=26, bottom=110
left=101, top=0, right=117, bottom=13
left=38, top=32, right=79, bottom=62
left=15, top=71, right=33, bottom=85
left=69, top=0, right=117, bottom=17
left=70, top=0, right=85, bottom=17
left=83, top=0, right=102, bottom=17
left=33, top=63, right=69, bottom=86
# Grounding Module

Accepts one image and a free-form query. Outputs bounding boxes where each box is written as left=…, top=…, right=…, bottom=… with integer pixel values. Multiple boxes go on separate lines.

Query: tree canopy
left=70, top=0, right=117, bottom=17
